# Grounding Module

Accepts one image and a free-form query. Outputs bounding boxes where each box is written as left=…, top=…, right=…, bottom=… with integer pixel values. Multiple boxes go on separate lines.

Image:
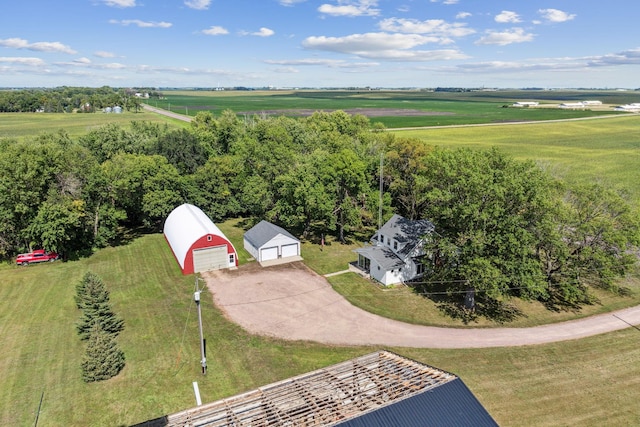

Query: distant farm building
left=163, top=203, right=238, bottom=275
left=512, top=101, right=539, bottom=107
left=614, top=103, right=640, bottom=112
left=159, top=351, right=498, bottom=427
left=244, top=220, right=301, bottom=264
left=559, top=102, right=586, bottom=109
left=582, top=100, right=602, bottom=105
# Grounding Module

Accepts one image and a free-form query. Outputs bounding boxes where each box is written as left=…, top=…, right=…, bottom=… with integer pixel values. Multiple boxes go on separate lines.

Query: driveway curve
left=203, top=262, right=640, bottom=349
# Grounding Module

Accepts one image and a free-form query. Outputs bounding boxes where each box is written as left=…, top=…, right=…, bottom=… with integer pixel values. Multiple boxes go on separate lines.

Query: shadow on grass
left=435, top=297, right=524, bottom=325
left=410, top=283, right=525, bottom=325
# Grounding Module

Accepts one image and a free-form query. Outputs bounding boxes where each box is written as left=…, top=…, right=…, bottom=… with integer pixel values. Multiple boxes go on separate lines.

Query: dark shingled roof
left=244, top=220, right=299, bottom=249
left=354, top=245, right=404, bottom=270
left=372, top=214, right=434, bottom=256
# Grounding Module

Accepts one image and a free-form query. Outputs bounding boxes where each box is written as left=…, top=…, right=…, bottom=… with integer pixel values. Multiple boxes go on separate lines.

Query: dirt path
left=203, top=262, right=640, bottom=349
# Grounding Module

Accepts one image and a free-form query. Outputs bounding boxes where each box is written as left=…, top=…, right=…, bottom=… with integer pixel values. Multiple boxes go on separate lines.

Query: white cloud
left=586, top=48, right=640, bottom=66
left=495, top=11, right=521, bottom=24
left=109, top=19, right=172, bottom=28
left=202, top=26, right=229, bottom=36
left=378, top=18, right=475, bottom=39
left=251, top=28, right=275, bottom=37
left=0, top=38, right=77, bottom=54
left=456, top=12, right=471, bottom=19
left=0, top=57, right=46, bottom=66
left=184, top=0, right=211, bottom=10
left=94, top=51, right=116, bottom=58
left=279, top=0, right=307, bottom=5
left=302, top=32, right=468, bottom=61
left=73, top=57, right=92, bottom=65
left=101, top=0, right=136, bottom=7
left=475, top=28, right=534, bottom=46
left=538, top=9, right=576, bottom=23
left=265, top=58, right=379, bottom=69
left=318, top=0, right=380, bottom=17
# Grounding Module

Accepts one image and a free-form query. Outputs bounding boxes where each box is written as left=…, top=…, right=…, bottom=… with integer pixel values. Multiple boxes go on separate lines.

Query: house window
left=386, top=237, right=391, bottom=246
left=393, top=241, right=398, bottom=250
left=416, top=260, right=425, bottom=275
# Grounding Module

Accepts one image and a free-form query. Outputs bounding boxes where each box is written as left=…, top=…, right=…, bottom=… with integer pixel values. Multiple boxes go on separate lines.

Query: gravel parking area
left=203, top=262, right=640, bottom=349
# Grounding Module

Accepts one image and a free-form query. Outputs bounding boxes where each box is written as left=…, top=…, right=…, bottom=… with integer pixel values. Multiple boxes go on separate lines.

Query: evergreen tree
left=75, top=272, right=124, bottom=339
left=81, top=322, right=125, bottom=382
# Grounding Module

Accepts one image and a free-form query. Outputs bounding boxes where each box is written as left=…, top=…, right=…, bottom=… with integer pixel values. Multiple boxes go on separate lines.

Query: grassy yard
left=1, top=233, right=639, bottom=426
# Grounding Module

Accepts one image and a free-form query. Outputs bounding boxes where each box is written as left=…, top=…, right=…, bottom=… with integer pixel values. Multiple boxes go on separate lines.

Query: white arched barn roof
left=164, top=203, right=238, bottom=275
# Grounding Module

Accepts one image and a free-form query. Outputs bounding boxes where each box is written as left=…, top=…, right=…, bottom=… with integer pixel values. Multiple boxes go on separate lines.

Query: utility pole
left=194, top=278, right=207, bottom=375
left=378, top=153, right=383, bottom=245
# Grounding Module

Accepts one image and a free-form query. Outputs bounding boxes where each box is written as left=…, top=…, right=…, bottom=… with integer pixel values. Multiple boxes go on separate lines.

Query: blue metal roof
left=336, top=378, right=498, bottom=427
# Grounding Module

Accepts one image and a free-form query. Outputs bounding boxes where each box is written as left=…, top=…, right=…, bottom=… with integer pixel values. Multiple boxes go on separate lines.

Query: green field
left=392, top=115, right=640, bottom=205
left=0, top=111, right=187, bottom=140
left=154, top=89, right=631, bottom=128
left=2, top=232, right=640, bottom=426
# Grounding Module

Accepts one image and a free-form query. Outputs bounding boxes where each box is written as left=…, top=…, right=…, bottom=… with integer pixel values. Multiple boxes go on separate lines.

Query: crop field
left=154, top=89, right=632, bottom=128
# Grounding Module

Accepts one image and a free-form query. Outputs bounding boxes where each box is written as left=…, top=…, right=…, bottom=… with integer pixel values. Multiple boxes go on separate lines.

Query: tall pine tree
left=75, top=272, right=124, bottom=339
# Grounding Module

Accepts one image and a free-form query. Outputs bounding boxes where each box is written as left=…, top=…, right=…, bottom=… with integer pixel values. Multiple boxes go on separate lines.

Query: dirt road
left=203, top=262, right=640, bottom=349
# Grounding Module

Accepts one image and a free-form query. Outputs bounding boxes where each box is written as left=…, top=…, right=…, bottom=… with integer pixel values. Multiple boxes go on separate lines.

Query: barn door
left=193, top=246, right=228, bottom=272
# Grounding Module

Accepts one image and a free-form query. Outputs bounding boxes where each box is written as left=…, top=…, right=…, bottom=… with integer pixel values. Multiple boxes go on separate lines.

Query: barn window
left=207, top=235, right=212, bottom=242
left=229, top=254, right=235, bottom=264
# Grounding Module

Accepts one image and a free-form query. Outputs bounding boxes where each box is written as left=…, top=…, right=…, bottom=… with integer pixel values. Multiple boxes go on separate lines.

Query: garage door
left=260, top=246, right=278, bottom=262
left=281, top=243, right=299, bottom=258
left=193, top=246, right=228, bottom=272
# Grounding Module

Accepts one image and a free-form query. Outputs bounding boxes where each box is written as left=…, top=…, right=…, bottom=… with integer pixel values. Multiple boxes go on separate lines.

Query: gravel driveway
left=203, top=262, right=640, bottom=349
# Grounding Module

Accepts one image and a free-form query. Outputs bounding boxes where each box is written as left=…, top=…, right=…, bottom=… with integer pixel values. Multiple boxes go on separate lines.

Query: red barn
left=163, top=203, right=238, bottom=275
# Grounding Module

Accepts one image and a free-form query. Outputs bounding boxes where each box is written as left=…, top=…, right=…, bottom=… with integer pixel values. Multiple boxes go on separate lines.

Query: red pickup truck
left=16, top=249, right=59, bottom=265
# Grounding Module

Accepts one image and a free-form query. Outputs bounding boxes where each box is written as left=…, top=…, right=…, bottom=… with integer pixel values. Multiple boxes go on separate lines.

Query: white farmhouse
left=354, top=214, right=434, bottom=286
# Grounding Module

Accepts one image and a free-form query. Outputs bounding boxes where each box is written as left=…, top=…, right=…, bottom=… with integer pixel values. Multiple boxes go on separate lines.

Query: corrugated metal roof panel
left=336, top=378, right=498, bottom=427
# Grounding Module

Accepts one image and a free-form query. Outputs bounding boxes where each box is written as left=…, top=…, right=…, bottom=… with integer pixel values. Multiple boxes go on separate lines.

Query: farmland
left=1, top=89, right=639, bottom=426
left=152, top=89, right=633, bottom=128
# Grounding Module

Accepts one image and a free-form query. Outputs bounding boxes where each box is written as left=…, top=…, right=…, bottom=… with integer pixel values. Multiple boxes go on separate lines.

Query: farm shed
left=244, top=220, right=301, bottom=264
left=163, top=203, right=238, bottom=275
left=154, top=350, right=498, bottom=426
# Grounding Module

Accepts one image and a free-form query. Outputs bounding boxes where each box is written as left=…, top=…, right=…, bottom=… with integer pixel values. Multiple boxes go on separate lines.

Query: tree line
left=0, top=109, right=637, bottom=312
left=0, top=86, right=160, bottom=113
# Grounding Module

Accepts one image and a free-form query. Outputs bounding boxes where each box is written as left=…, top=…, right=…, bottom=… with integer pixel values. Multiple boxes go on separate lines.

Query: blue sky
left=1, top=0, right=639, bottom=88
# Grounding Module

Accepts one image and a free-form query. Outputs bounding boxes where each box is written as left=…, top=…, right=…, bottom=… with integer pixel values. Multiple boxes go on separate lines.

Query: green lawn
left=1, top=233, right=639, bottom=426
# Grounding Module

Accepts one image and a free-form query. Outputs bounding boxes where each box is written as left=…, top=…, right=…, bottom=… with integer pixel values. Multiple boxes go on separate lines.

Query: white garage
left=164, top=203, right=238, bottom=275
left=244, top=220, right=301, bottom=264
